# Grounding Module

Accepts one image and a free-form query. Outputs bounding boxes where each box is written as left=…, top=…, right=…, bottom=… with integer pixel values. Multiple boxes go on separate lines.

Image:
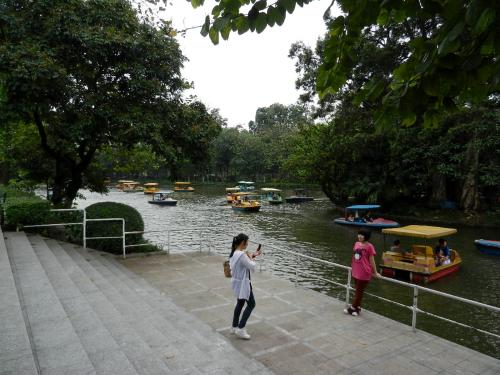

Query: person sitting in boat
left=346, top=213, right=355, bottom=222
left=390, top=239, right=401, bottom=252
left=364, top=211, right=374, bottom=222
left=434, top=238, right=451, bottom=266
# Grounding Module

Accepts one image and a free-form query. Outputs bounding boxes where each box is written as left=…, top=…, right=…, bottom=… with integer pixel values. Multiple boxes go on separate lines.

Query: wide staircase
left=0, top=229, right=270, bottom=375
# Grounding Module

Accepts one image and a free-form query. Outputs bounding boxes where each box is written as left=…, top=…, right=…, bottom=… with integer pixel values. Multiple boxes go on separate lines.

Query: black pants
left=232, top=288, right=256, bottom=329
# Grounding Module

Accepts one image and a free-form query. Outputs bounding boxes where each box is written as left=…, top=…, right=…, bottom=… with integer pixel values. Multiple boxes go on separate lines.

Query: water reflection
left=76, top=185, right=500, bottom=358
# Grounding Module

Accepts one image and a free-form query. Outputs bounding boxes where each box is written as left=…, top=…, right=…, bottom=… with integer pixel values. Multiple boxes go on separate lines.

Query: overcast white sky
left=161, top=0, right=338, bottom=127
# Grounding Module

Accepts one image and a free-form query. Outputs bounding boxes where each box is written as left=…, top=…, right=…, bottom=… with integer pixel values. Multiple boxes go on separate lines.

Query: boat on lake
left=261, top=188, right=283, bottom=205
left=231, top=192, right=261, bottom=212
left=225, top=187, right=240, bottom=204
left=334, top=204, right=399, bottom=228
left=285, top=189, right=314, bottom=203
left=174, top=182, right=194, bottom=192
left=380, top=225, right=462, bottom=284
left=237, top=181, right=255, bottom=192
left=148, top=191, right=177, bottom=206
left=143, top=182, right=160, bottom=194
left=122, top=182, right=143, bottom=193
left=474, top=239, right=500, bottom=255
left=116, top=180, right=136, bottom=190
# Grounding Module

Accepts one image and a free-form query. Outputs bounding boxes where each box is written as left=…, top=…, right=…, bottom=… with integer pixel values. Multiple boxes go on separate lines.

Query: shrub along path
left=122, top=251, right=500, bottom=375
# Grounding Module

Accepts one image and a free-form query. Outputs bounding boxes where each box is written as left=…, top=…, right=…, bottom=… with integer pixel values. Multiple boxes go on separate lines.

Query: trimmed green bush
left=80, top=201, right=151, bottom=254
left=3, top=196, right=51, bottom=229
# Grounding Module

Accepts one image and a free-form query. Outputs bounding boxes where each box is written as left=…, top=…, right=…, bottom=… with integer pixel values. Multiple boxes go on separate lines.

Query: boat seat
left=411, top=245, right=434, bottom=257
left=450, top=250, right=456, bottom=262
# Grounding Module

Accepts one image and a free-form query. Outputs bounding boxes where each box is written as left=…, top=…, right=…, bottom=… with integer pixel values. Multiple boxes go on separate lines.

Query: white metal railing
left=21, top=215, right=500, bottom=342
left=240, top=238, right=500, bottom=340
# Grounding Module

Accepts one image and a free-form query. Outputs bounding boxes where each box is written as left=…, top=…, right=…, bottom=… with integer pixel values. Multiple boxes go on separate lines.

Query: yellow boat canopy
left=226, top=187, right=240, bottom=192
left=143, top=183, right=159, bottom=186
left=175, top=182, right=191, bottom=185
left=382, top=225, right=457, bottom=239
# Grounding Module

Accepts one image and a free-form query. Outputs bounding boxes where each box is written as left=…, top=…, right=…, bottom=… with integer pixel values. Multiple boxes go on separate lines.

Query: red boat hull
left=380, top=263, right=460, bottom=284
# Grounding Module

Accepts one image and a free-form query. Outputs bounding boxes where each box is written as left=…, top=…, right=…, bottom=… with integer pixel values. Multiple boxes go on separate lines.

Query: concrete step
left=58, top=241, right=220, bottom=373
left=27, top=235, right=138, bottom=375
left=5, top=232, right=95, bottom=375
left=0, top=229, right=38, bottom=375
left=45, top=239, right=171, bottom=375
left=64, top=242, right=271, bottom=375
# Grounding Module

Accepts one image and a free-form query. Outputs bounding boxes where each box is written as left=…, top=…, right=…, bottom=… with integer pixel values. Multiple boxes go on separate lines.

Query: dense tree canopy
left=192, top=0, right=499, bottom=127
left=286, top=23, right=500, bottom=211
left=0, top=0, right=220, bottom=206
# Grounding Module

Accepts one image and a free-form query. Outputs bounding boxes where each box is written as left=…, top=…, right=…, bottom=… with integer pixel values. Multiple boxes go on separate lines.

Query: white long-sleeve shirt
left=229, top=250, right=256, bottom=300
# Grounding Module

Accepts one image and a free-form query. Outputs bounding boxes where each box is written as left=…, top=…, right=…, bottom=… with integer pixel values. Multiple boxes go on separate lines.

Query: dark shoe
left=343, top=305, right=358, bottom=316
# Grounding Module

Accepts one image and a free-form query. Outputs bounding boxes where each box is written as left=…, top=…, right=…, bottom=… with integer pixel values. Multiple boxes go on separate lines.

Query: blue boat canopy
left=346, top=204, right=381, bottom=210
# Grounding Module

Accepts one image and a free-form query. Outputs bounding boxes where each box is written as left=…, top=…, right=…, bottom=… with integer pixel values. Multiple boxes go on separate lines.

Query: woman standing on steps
left=229, top=233, right=261, bottom=340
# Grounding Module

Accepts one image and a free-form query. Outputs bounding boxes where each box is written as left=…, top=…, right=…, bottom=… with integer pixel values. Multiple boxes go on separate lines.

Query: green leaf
left=279, top=0, right=295, bottom=14
left=235, top=16, right=250, bottom=34
left=401, top=112, right=416, bottom=126
left=200, top=16, right=210, bottom=37
left=191, top=0, right=205, bottom=9
left=377, top=8, right=389, bottom=25
left=480, top=32, right=495, bottom=55
left=255, top=13, right=267, bottom=33
left=473, top=8, right=496, bottom=35
left=447, top=21, right=465, bottom=41
left=275, top=5, right=286, bottom=26
left=209, top=27, right=219, bottom=44
left=221, top=26, right=230, bottom=40
left=438, top=35, right=460, bottom=55
left=254, top=0, right=267, bottom=11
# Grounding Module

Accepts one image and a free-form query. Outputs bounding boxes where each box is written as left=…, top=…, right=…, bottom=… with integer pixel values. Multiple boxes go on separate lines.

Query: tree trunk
left=430, top=172, right=447, bottom=207
left=460, top=140, right=480, bottom=212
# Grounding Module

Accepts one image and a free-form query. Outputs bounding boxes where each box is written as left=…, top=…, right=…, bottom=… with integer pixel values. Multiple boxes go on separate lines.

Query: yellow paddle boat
left=122, top=182, right=143, bottom=192
left=174, top=182, right=194, bottom=192
left=116, top=180, right=136, bottom=190
left=380, top=225, right=462, bottom=284
left=225, top=187, right=240, bottom=204
left=231, top=192, right=261, bottom=212
left=143, top=182, right=160, bottom=194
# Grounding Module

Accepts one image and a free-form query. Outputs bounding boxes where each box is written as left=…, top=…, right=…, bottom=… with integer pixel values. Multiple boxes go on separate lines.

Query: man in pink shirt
left=344, top=230, right=380, bottom=316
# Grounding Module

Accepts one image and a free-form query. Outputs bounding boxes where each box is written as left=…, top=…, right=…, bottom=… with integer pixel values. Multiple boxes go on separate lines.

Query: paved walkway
left=122, top=251, right=500, bottom=375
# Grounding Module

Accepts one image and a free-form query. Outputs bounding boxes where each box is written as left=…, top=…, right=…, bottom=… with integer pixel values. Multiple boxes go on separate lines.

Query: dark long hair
left=230, top=233, right=249, bottom=258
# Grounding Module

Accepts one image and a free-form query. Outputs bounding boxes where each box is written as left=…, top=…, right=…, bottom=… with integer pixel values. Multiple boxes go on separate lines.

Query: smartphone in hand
left=253, top=244, right=262, bottom=258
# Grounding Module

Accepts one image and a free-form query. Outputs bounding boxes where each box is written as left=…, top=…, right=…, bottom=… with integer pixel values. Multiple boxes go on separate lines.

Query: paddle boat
left=231, top=193, right=261, bottom=212
left=379, top=225, right=462, bottom=284
left=237, top=181, right=255, bottom=192
left=285, top=189, right=314, bottom=203
left=174, top=182, right=194, bottom=192
left=334, top=204, right=399, bottom=228
left=148, top=191, right=177, bottom=206
left=474, top=239, right=500, bottom=255
left=122, top=182, right=143, bottom=193
left=143, top=182, right=160, bottom=194
left=225, top=187, right=240, bottom=204
left=261, top=188, right=283, bottom=205
left=116, top=180, right=136, bottom=190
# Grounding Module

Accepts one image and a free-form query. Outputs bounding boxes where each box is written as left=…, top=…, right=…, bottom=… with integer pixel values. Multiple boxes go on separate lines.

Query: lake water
left=75, top=185, right=500, bottom=358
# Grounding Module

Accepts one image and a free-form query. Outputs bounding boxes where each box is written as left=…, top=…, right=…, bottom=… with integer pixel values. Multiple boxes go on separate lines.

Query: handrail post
left=294, top=252, right=299, bottom=287
left=122, top=219, right=126, bottom=259
left=83, top=209, right=87, bottom=250
left=346, top=268, right=352, bottom=307
left=412, top=286, right=419, bottom=332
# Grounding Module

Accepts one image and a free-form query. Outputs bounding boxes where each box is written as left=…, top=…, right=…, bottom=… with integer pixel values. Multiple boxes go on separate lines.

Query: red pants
left=352, top=278, right=369, bottom=308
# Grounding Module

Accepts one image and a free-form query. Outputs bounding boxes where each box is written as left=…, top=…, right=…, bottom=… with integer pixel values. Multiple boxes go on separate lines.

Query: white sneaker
left=229, top=326, right=237, bottom=334
left=235, top=328, right=251, bottom=340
